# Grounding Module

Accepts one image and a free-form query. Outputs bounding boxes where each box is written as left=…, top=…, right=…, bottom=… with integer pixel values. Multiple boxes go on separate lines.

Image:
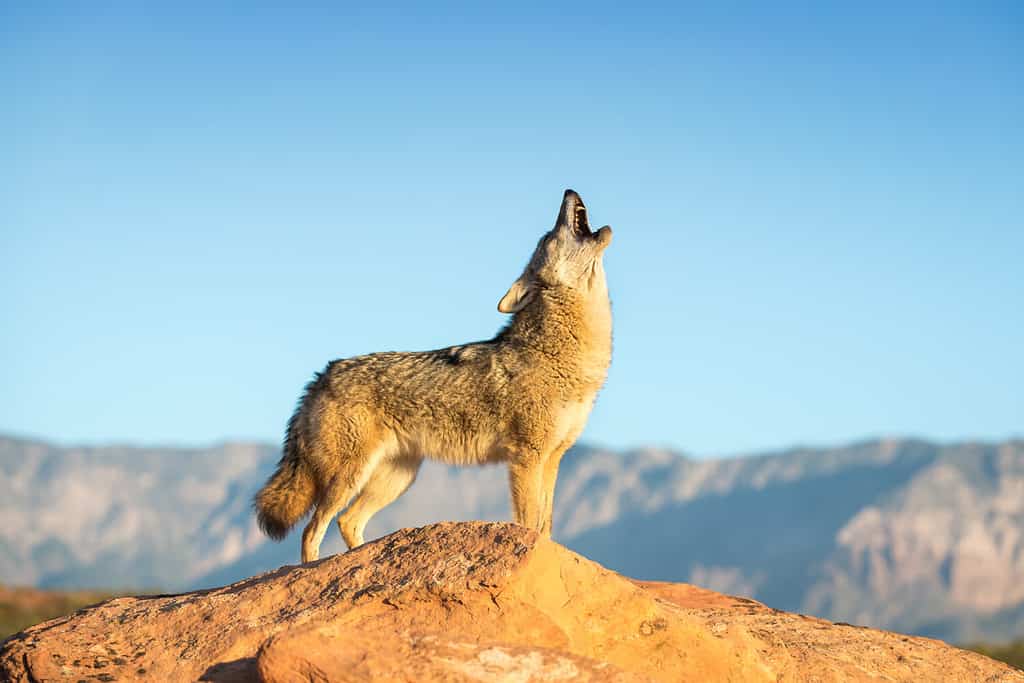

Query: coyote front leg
left=539, top=440, right=572, bottom=537
left=508, top=459, right=544, bottom=530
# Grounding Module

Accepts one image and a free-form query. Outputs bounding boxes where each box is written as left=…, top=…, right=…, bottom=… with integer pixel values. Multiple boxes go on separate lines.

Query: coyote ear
left=498, top=276, right=534, bottom=314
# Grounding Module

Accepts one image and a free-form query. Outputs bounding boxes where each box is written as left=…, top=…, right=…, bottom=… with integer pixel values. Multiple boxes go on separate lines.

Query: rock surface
left=1, top=522, right=1019, bottom=682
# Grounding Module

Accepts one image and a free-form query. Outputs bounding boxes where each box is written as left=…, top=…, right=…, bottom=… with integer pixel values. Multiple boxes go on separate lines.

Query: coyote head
left=498, top=190, right=613, bottom=314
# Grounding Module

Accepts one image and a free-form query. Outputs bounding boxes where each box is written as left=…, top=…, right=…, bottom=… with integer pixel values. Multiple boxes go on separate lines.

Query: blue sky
left=2, top=2, right=1021, bottom=456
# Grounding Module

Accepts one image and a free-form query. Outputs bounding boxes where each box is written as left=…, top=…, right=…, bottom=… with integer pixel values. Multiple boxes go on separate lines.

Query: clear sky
left=3, top=2, right=1021, bottom=456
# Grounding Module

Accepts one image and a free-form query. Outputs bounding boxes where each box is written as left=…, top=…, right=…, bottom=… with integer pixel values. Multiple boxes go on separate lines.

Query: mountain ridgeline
left=0, top=435, right=1021, bottom=644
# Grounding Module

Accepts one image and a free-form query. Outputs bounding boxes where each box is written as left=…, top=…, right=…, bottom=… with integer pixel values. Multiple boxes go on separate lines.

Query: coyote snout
left=254, top=189, right=614, bottom=563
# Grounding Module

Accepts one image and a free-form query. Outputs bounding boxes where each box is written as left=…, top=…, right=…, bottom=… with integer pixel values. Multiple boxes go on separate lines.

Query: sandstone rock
left=0, top=522, right=1019, bottom=682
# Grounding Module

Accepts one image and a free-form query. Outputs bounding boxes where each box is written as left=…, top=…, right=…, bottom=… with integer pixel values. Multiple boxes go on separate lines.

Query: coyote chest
left=552, top=397, right=596, bottom=447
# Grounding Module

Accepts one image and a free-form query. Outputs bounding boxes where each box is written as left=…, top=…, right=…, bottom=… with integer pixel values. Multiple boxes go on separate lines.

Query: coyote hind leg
left=302, top=473, right=368, bottom=563
left=300, top=433, right=390, bottom=563
left=336, top=455, right=422, bottom=549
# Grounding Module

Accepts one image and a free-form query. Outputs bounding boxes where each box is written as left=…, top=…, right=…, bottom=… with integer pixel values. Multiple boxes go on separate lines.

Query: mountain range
left=1, top=434, right=1021, bottom=644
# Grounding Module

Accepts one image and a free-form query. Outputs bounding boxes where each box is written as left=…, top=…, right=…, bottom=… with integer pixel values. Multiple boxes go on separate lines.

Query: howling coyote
left=254, top=190, right=613, bottom=562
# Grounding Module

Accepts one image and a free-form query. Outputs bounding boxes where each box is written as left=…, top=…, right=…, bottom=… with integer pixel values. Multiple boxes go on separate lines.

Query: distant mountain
left=1, top=434, right=1021, bottom=643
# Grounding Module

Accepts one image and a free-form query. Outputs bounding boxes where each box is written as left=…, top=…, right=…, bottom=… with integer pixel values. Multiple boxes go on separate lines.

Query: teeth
left=569, top=204, right=590, bottom=235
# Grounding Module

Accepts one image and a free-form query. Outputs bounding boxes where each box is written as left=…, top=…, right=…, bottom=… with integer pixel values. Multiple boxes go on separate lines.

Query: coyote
left=254, top=190, right=613, bottom=562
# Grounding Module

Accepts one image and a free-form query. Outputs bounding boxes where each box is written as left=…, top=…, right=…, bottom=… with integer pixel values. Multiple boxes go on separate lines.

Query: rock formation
left=1, top=522, right=1019, bottom=682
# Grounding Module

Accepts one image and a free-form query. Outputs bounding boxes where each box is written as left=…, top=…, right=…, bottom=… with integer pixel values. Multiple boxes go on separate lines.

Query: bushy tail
left=254, top=410, right=317, bottom=540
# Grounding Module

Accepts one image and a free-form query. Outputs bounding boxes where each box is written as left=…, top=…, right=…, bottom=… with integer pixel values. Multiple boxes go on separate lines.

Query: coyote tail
left=254, top=397, right=317, bottom=540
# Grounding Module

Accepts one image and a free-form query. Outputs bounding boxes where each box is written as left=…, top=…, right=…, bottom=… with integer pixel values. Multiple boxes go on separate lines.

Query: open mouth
left=572, top=203, right=592, bottom=238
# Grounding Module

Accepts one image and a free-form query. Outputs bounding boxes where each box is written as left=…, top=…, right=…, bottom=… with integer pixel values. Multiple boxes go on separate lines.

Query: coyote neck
left=504, top=286, right=612, bottom=385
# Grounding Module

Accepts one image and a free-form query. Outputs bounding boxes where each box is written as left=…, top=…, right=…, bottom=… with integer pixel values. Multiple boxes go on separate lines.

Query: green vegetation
left=0, top=586, right=119, bottom=640
left=966, top=640, right=1024, bottom=671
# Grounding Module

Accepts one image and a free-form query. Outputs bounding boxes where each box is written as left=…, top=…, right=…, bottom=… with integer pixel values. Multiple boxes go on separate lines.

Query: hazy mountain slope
left=0, top=437, right=274, bottom=588
left=806, top=441, right=1024, bottom=642
left=1, top=434, right=1022, bottom=643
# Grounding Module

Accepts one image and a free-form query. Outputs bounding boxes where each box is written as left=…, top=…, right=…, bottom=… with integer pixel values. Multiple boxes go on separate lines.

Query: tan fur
left=253, top=189, right=614, bottom=562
